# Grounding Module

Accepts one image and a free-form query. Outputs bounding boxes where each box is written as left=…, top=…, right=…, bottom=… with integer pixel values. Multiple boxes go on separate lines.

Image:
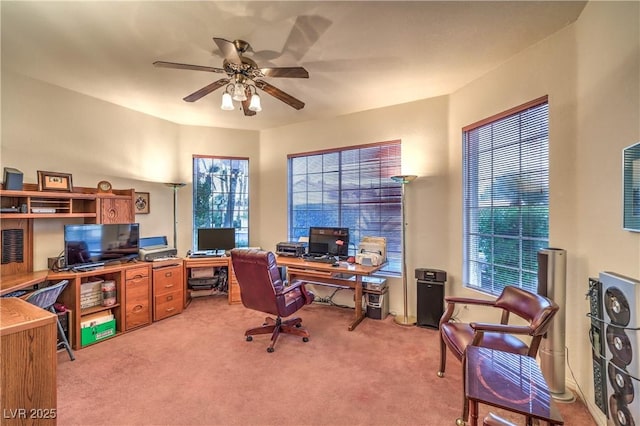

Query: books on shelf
left=81, top=310, right=114, bottom=328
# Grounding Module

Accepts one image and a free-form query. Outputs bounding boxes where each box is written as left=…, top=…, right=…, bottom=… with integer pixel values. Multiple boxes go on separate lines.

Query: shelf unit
left=49, top=262, right=152, bottom=350
left=0, top=184, right=135, bottom=278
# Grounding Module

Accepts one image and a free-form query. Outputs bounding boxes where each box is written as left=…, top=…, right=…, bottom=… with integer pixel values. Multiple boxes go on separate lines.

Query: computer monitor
left=307, top=227, right=349, bottom=258
left=197, top=228, right=236, bottom=252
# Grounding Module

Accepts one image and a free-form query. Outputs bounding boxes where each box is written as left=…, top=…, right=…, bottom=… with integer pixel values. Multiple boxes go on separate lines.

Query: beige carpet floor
left=56, top=296, right=596, bottom=425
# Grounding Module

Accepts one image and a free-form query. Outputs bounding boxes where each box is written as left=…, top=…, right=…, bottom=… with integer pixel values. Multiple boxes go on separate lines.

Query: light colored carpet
left=56, top=296, right=595, bottom=425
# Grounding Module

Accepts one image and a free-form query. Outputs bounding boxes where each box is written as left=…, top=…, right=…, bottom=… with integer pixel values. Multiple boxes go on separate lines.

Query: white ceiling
left=1, top=1, right=586, bottom=131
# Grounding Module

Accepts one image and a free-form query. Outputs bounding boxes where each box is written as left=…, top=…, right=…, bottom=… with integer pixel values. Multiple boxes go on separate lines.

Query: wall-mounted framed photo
left=623, top=141, right=640, bottom=232
left=37, top=170, right=73, bottom=192
left=135, top=192, right=150, bottom=214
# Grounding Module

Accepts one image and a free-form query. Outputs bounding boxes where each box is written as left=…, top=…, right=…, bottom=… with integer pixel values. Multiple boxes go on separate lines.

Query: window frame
left=287, top=140, right=402, bottom=275
left=462, top=96, right=549, bottom=296
left=192, top=155, right=250, bottom=249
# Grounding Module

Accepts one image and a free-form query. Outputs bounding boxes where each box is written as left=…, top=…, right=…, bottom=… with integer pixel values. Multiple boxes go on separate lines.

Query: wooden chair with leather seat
left=230, top=249, right=315, bottom=353
left=437, top=285, right=559, bottom=426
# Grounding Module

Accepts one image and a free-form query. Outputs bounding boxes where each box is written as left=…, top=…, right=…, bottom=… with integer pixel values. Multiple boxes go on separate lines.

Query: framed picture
left=623, top=141, right=640, bottom=232
left=37, top=170, right=73, bottom=192
left=135, top=192, right=150, bottom=214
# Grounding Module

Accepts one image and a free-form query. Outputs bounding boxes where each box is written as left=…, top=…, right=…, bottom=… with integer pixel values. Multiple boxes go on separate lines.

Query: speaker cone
left=607, top=325, right=633, bottom=367
left=609, top=361, right=635, bottom=404
left=605, top=286, right=631, bottom=326
left=609, top=395, right=636, bottom=426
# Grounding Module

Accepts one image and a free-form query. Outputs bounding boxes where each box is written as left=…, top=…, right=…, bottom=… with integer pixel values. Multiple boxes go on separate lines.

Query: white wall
left=1, top=71, right=260, bottom=265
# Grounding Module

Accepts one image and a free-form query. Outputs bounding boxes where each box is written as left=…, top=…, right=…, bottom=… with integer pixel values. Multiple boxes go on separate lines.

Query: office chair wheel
left=246, top=336, right=253, bottom=342
left=267, top=347, right=275, bottom=353
left=303, top=337, right=309, bottom=342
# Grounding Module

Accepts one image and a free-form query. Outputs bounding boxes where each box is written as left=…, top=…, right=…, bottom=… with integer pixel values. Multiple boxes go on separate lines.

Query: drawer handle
left=164, top=272, right=173, bottom=278
left=166, top=295, right=173, bottom=301
left=166, top=307, right=175, bottom=312
left=133, top=304, right=143, bottom=313
left=164, top=283, right=174, bottom=289
left=132, top=274, right=143, bottom=280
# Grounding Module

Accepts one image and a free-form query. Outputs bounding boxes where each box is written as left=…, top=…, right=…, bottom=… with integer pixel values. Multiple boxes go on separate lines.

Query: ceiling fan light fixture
left=249, top=92, right=262, bottom=112
left=232, top=83, right=247, bottom=101
left=221, top=91, right=234, bottom=110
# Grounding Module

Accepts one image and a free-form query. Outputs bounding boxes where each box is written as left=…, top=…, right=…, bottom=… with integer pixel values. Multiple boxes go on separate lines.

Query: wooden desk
left=465, top=346, right=564, bottom=426
left=276, top=256, right=384, bottom=331
left=1, top=298, right=57, bottom=425
left=0, top=270, right=48, bottom=296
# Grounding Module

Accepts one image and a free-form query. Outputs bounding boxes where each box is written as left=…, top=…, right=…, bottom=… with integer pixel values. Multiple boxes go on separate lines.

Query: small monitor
left=308, top=227, right=349, bottom=258
left=197, top=228, right=236, bottom=252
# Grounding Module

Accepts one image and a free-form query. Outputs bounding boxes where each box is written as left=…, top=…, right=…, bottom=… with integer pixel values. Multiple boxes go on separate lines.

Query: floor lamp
left=164, top=183, right=186, bottom=250
left=391, top=174, right=417, bottom=326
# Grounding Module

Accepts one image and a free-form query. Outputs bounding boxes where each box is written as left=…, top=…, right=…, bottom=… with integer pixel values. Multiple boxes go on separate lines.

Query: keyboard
left=302, top=255, right=338, bottom=264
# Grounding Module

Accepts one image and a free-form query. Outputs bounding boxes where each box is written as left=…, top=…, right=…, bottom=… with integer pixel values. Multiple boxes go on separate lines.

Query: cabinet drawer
left=153, top=265, right=183, bottom=296
left=125, top=266, right=149, bottom=282
left=125, top=278, right=150, bottom=330
left=154, top=290, right=183, bottom=321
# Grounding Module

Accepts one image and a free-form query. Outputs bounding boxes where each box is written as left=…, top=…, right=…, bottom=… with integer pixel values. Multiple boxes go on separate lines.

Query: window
left=288, top=141, right=402, bottom=274
left=192, top=156, right=249, bottom=248
left=463, top=97, right=549, bottom=296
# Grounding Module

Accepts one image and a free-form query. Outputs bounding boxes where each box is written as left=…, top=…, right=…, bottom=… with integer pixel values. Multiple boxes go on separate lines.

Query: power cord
left=564, top=345, right=588, bottom=405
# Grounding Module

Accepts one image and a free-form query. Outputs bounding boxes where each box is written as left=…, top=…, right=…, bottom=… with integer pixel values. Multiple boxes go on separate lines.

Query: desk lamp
left=391, top=175, right=417, bottom=326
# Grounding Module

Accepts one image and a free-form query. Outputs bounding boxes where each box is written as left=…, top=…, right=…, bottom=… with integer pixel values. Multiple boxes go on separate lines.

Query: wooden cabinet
left=124, top=266, right=151, bottom=330
left=1, top=298, right=57, bottom=425
left=99, top=195, right=134, bottom=224
left=152, top=260, right=184, bottom=321
left=183, top=257, right=241, bottom=305
left=0, top=184, right=135, bottom=278
left=49, top=262, right=151, bottom=349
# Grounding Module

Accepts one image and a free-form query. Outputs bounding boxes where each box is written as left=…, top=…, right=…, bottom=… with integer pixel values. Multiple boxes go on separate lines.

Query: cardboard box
left=81, top=319, right=116, bottom=346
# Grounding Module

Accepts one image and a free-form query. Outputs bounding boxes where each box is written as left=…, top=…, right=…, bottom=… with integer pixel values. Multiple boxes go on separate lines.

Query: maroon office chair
left=437, top=285, right=559, bottom=426
left=230, top=249, right=314, bottom=353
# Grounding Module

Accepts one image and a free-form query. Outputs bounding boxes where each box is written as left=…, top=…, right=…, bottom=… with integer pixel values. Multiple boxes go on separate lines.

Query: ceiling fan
left=153, top=38, right=309, bottom=116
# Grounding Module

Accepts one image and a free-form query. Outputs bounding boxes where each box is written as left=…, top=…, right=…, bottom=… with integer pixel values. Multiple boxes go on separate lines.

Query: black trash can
left=415, top=268, right=447, bottom=329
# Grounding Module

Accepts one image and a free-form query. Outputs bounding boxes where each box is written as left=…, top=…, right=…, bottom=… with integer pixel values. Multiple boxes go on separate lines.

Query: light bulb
left=221, top=92, right=234, bottom=110
left=249, top=93, right=262, bottom=112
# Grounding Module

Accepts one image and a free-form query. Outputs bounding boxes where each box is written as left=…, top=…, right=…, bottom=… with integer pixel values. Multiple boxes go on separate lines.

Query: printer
left=138, top=236, right=177, bottom=261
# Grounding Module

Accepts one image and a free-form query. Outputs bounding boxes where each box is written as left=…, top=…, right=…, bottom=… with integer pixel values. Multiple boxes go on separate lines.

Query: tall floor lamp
left=391, top=174, right=417, bottom=326
left=164, top=183, right=186, bottom=250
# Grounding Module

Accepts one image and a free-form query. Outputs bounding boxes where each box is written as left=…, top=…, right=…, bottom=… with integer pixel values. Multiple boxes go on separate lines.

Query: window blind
left=463, top=98, right=549, bottom=296
left=288, top=141, right=402, bottom=274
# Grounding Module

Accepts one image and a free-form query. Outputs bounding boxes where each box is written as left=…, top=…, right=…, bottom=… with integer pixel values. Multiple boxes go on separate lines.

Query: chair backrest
left=494, top=285, right=559, bottom=337
left=230, top=249, right=285, bottom=317
left=25, top=280, right=69, bottom=310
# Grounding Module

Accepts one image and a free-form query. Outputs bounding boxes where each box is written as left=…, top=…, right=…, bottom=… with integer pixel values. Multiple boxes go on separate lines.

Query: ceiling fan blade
left=258, top=67, right=309, bottom=79
left=153, top=61, right=226, bottom=74
left=255, top=80, right=305, bottom=110
left=183, top=79, right=229, bottom=102
left=213, top=37, right=242, bottom=65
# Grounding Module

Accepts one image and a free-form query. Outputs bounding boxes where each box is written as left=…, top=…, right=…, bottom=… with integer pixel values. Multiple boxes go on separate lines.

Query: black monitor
left=64, top=223, right=140, bottom=267
left=197, top=228, right=236, bottom=252
left=308, top=227, right=349, bottom=258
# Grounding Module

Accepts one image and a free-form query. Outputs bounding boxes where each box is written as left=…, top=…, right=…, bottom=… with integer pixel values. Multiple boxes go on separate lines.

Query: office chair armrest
left=469, top=322, right=533, bottom=335
left=283, top=279, right=314, bottom=304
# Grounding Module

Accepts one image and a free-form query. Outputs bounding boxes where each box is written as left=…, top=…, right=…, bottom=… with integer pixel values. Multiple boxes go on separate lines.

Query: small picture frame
left=37, top=170, right=73, bottom=192
left=135, top=192, right=150, bottom=214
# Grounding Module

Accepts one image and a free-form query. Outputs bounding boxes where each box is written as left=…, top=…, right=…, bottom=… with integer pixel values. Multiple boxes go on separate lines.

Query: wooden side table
left=465, top=345, right=564, bottom=426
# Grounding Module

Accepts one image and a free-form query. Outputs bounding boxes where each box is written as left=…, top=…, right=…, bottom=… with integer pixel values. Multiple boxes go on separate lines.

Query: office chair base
left=244, top=316, right=310, bottom=352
